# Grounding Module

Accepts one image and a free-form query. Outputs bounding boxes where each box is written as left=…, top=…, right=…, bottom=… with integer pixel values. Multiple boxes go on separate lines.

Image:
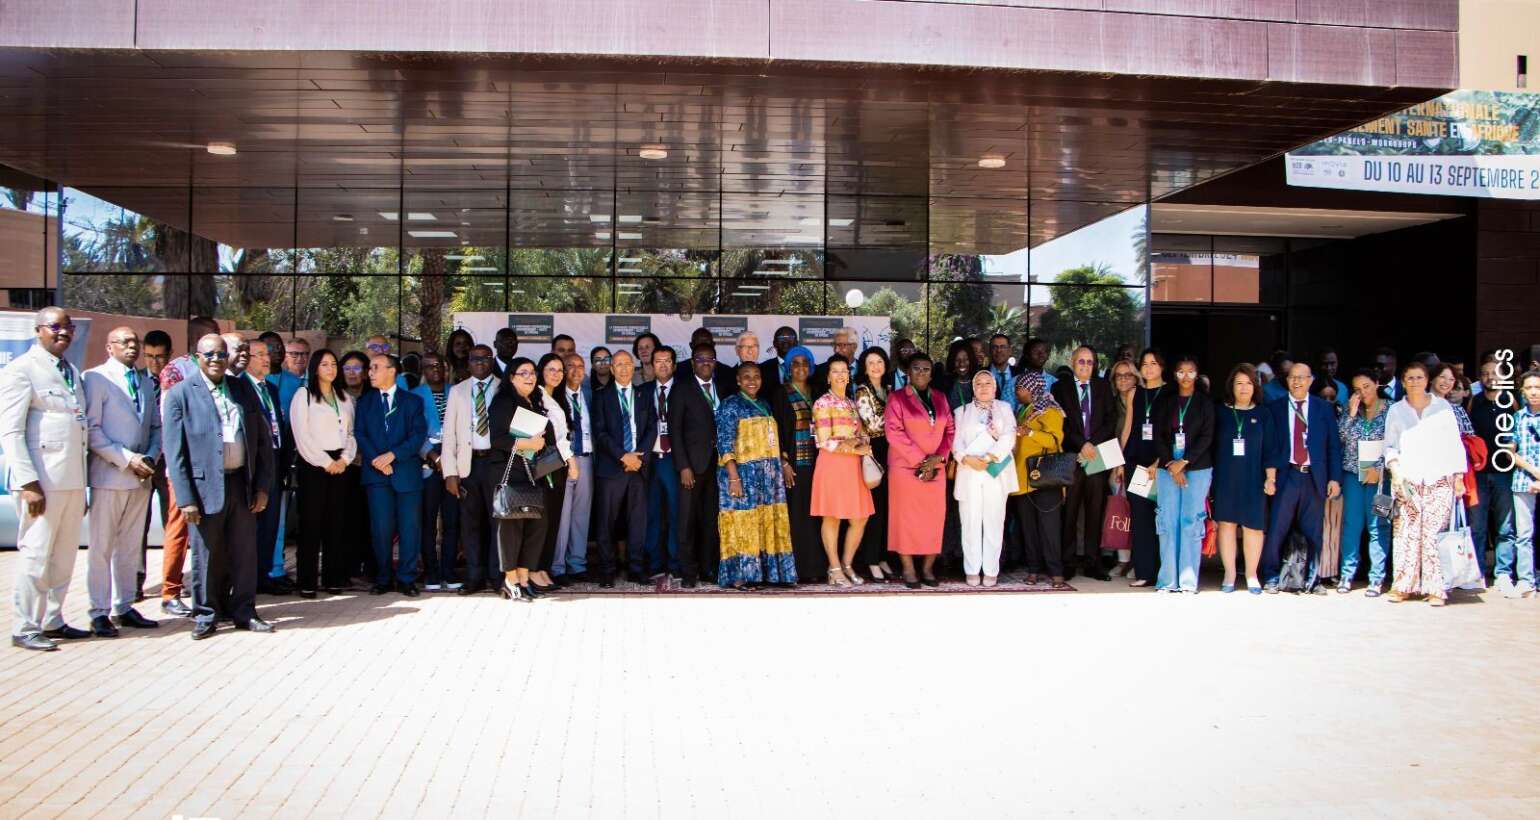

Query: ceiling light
left=332, top=215, right=354, bottom=222
left=828, top=219, right=853, bottom=228
left=206, top=142, right=237, bottom=156
left=595, top=232, right=612, bottom=240
left=407, top=212, right=436, bottom=221
left=617, top=267, right=643, bottom=274
left=617, top=257, right=645, bottom=263
left=978, top=156, right=1007, bottom=169
left=618, top=215, right=643, bottom=224
left=463, top=266, right=498, bottom=272
left=639, top=145, right=668, bottom=160
left=590, top=215, right=611, bottom=223
left=444, top=254, right=484, bottom=262
left=379, top=212, right=399, bottom=221
left=408, top=230, right=457, bottom=238
left=618, top=232, right=643, bottom=240
left=781, top=235, right=821, bottom=244
left=737, top=284, right=770, bottom=291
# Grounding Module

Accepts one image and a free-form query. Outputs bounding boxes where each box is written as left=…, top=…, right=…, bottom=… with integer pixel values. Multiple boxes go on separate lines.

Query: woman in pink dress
left=811, top=355, right=875, bottom=588
left=885, top=352, right=955, bottom=588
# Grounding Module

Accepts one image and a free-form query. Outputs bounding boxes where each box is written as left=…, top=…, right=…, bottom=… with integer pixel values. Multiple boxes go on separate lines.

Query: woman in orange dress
left=884, top=352, right=956, bottom=588
left=811, top=355, right=875, bottom=587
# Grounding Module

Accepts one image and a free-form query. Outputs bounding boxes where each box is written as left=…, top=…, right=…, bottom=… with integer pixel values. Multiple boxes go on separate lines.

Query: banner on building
left=1286, top=89, right=1540, bottom=200
left=0, top=312, right=92, bottom=370
left=453, top=313, right=893, bottom=361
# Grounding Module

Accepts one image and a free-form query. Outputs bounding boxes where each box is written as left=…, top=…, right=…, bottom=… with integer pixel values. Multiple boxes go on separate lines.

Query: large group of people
left=6, top=307, right=1538, bottom=650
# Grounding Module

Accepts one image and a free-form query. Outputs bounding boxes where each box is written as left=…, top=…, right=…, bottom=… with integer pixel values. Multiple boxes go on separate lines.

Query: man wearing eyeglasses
left=232, top=335, right=294, bottom=596
left=2, top=308, right=91, bottom=650
left=355, top=354, right=428, bottom=597
left=1052, top=345, right=1119, bottom=581
left=441, top=344, right=503, bottom=594
left=1260, top=362, right=1343, bottom=595
left=154, top=315, right=222, bottom=618
left=670, top=341, right=724, bottom=586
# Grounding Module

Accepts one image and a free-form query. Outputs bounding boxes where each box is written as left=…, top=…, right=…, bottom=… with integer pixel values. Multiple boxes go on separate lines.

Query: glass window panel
left=719, top=278, right=833, bottom=316
left=1031, top=284, right=1147, bottom=372
left=829, top=280, right=928, bottom=359
left=721, top=192, right=822, bottom=250
left=1286, top=238, right=1348, bottom=309
left=720, top=248, right=822, bottom=281
left=192, top=188, right=297, bottom=274
left=1150, top=232, right=1212, bottom=303
left=1, top=185, right=55, bottom=296
left=615, top=277, right=717, bottom=315
left=293, top=274, right=401, bottom=350
left=1213, top=236, right=1286, bottom=305
left=1028, top=205, right=1148, bottom=286
left=403, top=189, right=507, bottom=276
left=825, top=247, right=928, bottom=282
left=215, top=274, right=298, bottom=332
left=61, top=273, right=172, bottom=318
left=614, top=249, right=715, bottom=279
left=61, top=187, right=197, bottom=273
left=508, top=247, right=611, bottom=279
left=294, top=188, right=402, bottom=274
left=613, top=191, right=720, bottom=252
left=507, top=277, right=613, bottom=313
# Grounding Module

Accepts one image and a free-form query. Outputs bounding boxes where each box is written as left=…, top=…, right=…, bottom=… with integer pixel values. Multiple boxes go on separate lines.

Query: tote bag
left=1100, top=486, right=1132, bottom=551
left=1437, top=503, right=1486, bottom=591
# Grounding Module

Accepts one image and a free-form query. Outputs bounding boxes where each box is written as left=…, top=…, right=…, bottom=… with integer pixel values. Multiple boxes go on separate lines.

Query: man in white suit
left=440, top=343, right=501, bottom=594
left=0, top=308, right=91, bottom=651
left=83, top=326, right=162, bottom=637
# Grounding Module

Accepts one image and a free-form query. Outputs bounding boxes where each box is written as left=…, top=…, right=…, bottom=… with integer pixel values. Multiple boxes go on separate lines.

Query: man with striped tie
left=441, top=344, right=503, bottom=595
left=553, top=352, right=593, bottom=582
left=591, top=350, right=656, bottom=588
left=670, top=341, right=723, bottom=587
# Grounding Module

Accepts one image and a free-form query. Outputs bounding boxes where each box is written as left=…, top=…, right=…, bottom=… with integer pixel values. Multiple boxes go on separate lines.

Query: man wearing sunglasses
left=154, top=315, right=222, bottom=619
left=2, top=308, right=91, bottom=651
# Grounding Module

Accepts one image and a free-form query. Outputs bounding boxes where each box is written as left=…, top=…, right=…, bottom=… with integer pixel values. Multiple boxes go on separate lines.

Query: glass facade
left=44, top=183, right=1149, bottom=362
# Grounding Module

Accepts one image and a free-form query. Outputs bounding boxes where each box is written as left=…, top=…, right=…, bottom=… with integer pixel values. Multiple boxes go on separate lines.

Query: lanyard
left=1143, top=385, right=1162, bottom=421
left=1230, top=406, right=1243, bottom=437
left=1175, top=395, right=1193, bottom=432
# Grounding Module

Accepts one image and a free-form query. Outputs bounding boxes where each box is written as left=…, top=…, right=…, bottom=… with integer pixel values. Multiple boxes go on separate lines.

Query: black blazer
left=487, top=385, right=556, bottom=485
left=163, top=371, right=275, bottom=516
left=1153, top=390, right=1216, bottom=471
left=590, top=380, right=657, bottom=480
left=712, top=362, right=738, bottom=399
left=637, top=379, right=673, bottom=469
left=257, top=378, right=295, bottom=481
left=669, top=375, right=718, bottom=475
left=758, top=356, right=783, bottom=398
left=1052, top=376, right=1119, bottom=452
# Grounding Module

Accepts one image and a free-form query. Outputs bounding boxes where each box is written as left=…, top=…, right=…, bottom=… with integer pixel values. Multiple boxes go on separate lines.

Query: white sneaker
left=423, top=583, right=443, bottom=592
left=1496, top=576, right=1517, bottom=598
left=1517, top=582, right=1536, bottom=599
left=445, top=582, right=464, bottom=591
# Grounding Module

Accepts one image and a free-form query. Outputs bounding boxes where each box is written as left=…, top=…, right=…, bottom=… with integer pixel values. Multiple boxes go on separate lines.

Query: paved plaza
left=0, top=549, right=1536, bottom=819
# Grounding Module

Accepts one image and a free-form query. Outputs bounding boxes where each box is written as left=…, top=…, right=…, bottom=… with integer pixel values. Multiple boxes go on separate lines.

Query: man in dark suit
left=227, top=334, right=294, bottom=595
left=163, top=334, right=276, bottom=640
left=759, top=325, right=797, bottom=398
left=1261, top=363, right=1344, bottom=594
left=1375, top=347, right=1403, bottom=402
left=591, top=350, right=656, bottom=587
left=812, top=326, right=859, bottom=398
left=640, top=346, right=681, bottom=582
left=1052, top=345, right=1119, bottom=580
left=355, top=354, right=428, bottom=597
left=689, top=327, right=736, bottom=399
left=671, top=341, right=722, bottom=587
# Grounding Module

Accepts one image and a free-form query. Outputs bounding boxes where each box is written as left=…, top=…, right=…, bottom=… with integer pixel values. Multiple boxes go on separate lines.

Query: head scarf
left=971, top=369, right=999, bottom=409
left=783, top=345, right=816, bottom=383
left=1015, top=369, right=1061, bottom=418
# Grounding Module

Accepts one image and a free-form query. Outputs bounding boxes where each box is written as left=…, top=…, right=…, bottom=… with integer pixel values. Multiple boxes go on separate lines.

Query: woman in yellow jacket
left=1011, top=370, right=1071, bottom=589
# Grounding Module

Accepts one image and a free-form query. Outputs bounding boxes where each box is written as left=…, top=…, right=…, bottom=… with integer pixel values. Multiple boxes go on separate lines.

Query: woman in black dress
left=1212, top=363, right=1272, bottom=593
left=488, top=357, right=554, bottom=602
left=853, top=347, right=895, bottom=580
left=1118, top=348, right=1166, bottom=587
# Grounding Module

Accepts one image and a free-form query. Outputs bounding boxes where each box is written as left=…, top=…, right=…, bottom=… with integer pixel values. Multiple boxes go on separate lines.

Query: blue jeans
left=1473, top=471, right=1517, bottom=580
left=1339, top=476, right=1390, bottom=586
left=1507, top=491, right=1537, bottom=587
left=1156, top=467, right=1211, bottom=592
left=645, top=452, right=681, bottom=575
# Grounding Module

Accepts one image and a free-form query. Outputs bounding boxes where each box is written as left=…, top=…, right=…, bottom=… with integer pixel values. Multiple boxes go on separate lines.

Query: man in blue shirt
left=986, top=333, right=1018, bottom=413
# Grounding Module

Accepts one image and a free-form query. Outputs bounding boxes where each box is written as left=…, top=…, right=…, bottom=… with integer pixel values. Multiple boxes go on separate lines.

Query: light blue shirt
left=268, top=370, right=306, bottom=417
left=989, top=366, right=1018, bottom=412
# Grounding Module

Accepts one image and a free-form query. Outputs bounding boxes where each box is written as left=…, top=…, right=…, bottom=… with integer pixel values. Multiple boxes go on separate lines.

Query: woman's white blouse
left=544, top=393, right=575, bottom=462
left=952, top=399, right=1020, bottom=495
left=288, top=388, right=357, bottom=468
left=1384, top=395, right=1461, bottom=485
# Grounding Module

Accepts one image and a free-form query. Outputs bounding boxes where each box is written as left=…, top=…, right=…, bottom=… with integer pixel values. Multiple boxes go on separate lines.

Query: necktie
left=474, top=381, right=489, bottom=437
left=705, top=381, right=718, bottom=411
left=256, top=379, right=280, bottom=448
left=1293, top=400, right=1307, bottom=465
left=659, top=385, right=671, bottom=453
left=125, top=368, right=140, bottom=414
left=570, top=391, right=584, bottom=455
left=1080, top=382, right=1091, bottom=434
left=894, top=370, right=906, bottom=390
left=58, top=359, right=73, bottom=391
left=620, top=387, right=634, bottom=452
left=382, top=392, right=392, bottom=433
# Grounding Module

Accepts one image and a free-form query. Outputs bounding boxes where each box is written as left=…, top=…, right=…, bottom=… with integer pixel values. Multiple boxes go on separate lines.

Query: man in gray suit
left=1, top=308, right=90, bottom=651
left=163, top=334, right=275, bottom=640
left=83, top=326, right=162, bottom=637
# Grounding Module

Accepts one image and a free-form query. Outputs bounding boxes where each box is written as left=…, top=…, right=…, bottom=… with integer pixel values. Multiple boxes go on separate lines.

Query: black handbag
left=1370, top=473, right=1394, bottom=520
left=1026, top=431, right=1075, bottom=490
left=530, top=444, right=564, bottom=481
left=492, top=455, right=544, bottom=520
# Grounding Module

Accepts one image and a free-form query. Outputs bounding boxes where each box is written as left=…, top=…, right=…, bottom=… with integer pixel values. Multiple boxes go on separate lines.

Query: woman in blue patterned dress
left=716, top=362, right=797, bottom=588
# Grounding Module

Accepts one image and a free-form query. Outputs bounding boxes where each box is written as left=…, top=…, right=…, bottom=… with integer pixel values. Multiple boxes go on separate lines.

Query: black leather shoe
left=12, top=634, right=57, bottom=651
left=323, top=587, right=344, bottom=596
left=43, top=624, right=91, bottom=640
left=456, top=582, right=481, bottom=596
left=298, top=589, right=318, bottom=599
left=237, top=617, right=276, bottom=633
left=570, top=571, right=591, bottom=583
left=921, top=576, right=940, bottom=588
left=191, top=622, right=217, bottom=640
left=270, top=576, right=296, bottom=594
left=903, top=578, right=922, bottom=590
left=598, top=578, right=615, bottom=589
left=90, top=616, right=119, bottom=638
left=113, top=609, right=159, bottom=629
left=1083, top=567, right=1112, bottom=582
left=369, top=584, right=391, bottom=595
left=398, top=583, right=419, bottom=597
left=520, top=584, right=540, bottom=602
left=531, top=581, right=559, bottom=594
left=681, top=577, right=698, bottom=589
left=161, top=598, right=193, bottom=617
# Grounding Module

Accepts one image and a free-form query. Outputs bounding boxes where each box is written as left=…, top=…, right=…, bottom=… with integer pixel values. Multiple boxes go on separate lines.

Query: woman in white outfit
left=1383, top=360, right=1465, bottom=606
left=951, top=370, right=1020, bottom=586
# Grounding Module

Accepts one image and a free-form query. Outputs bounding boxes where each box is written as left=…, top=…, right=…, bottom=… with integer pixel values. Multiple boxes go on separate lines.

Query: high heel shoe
left=500, top=581, right=518, bottom=601
left=827, top=568, right=853, bottom=588
left=841, top=566, right=865, bottom=586
left=521, top=583, right=542, bottom=601
left=868, top=564, right=886, bottom=581
left=903, top=576, right=922, bottom=590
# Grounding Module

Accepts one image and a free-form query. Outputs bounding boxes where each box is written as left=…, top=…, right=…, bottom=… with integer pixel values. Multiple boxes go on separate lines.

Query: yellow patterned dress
left=715, top=393, right=797, bottom=586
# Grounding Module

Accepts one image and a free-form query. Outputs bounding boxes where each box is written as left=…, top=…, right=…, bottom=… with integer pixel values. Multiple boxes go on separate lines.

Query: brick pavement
left=0, top=550, right=1536, bottom=819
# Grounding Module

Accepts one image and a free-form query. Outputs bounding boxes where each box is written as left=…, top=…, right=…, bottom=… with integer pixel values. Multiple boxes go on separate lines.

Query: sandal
left=1049, top=578, right=1071, bottom=591
left=1429, top=595, right=1447, bottom=607
left=982, top=576, right=998, bottom=588
left=1025, top=573, right=1040, bottom=586
left=841, top=566, right=865, bottom=586
left=827, top=568, right=853, bottom=588
left=1128, top=578, right=1151, bottom=588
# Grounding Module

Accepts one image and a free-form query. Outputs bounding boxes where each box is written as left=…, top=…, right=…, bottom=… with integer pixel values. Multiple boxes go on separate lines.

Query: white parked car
left=0, top=452, right=164, bottom=549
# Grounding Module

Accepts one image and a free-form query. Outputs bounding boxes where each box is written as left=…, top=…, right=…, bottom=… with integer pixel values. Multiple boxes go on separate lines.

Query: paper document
left=1128, top=466, right=1158, bottom=500
left=963, top=431, right=998, bottom=458
left=510, top=406, right=548, bottom=438
left=1083, top=439, right=1126, bottom=474
left=1396, top=409, right=1466, bottom=483
left=1357, top=439, right=1384, bottom=464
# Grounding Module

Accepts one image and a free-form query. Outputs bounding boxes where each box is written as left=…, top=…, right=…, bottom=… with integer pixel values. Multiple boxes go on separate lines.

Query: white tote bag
left=1436, top=503, right=1486, bottom=591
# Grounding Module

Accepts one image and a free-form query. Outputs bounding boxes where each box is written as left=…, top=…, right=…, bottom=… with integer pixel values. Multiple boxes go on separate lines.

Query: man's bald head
left=105, top=326, right=140, bottom=368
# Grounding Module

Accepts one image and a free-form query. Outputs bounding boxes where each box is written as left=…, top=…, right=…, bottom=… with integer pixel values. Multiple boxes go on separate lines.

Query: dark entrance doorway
left=1151, top=307, right=1284, bottom=385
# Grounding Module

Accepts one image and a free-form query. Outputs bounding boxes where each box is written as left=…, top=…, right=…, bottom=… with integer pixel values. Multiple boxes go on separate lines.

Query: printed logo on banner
left=703, top=316, right=748, bottom=342
left=507, top=314, right=555, bottom=343
left=0, top=312, right=91, bottom=370
left=798, top=317, right=845, bottom=347
left=606, top=315, right=652, bottom=345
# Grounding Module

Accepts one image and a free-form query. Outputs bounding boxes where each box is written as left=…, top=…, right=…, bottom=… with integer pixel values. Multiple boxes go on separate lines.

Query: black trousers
left=188, top=470, right=258, bottom=629
left=1065, top=469, right=1110, bottom=568
left=296, top=459, right=351, bottom=589
left=855, top=437, right=889, bottom=568
left=786, top=464, right=821, bottom=582
left=596, top=470, right=648, bottom=581
left=676, top=464, right=720, bottom=582
left=459, top=455, right=502, bottom=586
left=1128, top=490, right=1159, bottom=582
left=539, top=468, right=567, bottom=572
left=343, top=465, right=373, bottom=579
left=1014, top=491, right=1065, bottom=578
left=498, top=515, right=549, bottom=572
